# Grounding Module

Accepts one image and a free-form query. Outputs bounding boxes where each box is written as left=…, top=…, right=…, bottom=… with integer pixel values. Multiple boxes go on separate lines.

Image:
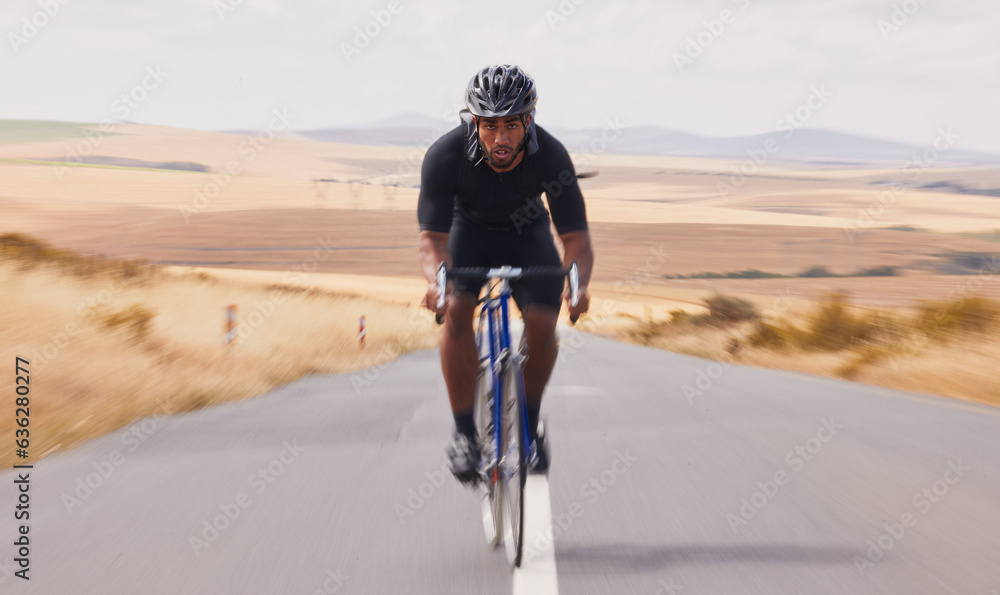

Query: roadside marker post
left=225, top=305, right=238, bottom=348
left=359, top=315, right=366, bottom=346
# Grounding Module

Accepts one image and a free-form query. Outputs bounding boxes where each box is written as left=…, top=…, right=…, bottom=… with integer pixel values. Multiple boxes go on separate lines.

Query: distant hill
left=274, top=116, right=1000, bottom=166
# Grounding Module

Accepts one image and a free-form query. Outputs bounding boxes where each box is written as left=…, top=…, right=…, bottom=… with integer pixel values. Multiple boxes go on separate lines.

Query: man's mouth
left=493, top=148, right=511, bottom=160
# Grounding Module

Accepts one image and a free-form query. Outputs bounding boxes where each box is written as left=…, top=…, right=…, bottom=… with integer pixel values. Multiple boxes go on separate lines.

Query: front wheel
left=474, top=362, right=501, bottom=548
left=499, top=357, right=526, bottom=567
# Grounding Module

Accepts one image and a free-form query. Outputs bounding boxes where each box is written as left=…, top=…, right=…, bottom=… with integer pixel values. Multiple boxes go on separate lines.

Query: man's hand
left=418, top=231, right=451, bottom=319
left=559, top=230, right=595, bottom=324
left=424, top=281, right=450, bottom=317
left=564, top=286, right=590, bottom=323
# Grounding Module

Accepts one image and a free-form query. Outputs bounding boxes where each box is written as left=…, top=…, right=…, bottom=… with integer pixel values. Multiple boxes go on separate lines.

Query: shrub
left=0, top=232, right=154, bottom=279
left=854, top=266, right=897, bottom=277
left=798, top=266, right=839, bottom=278
left=917, top=296, right=1000, bottom=337
left=836, top=344, right=893, bottom=379
left=748, top=321, right=798, bottom=350
left=703, top=293, right=758, bottom=325
left=102, top=305, right=156, bottom=342
left=801, top=292, right=873, bottom=351
left=668, top=309, right=693, bottom=324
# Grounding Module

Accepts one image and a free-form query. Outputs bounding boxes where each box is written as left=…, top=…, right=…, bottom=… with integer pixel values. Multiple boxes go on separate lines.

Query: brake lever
left=435, top=262, right=447, bottom=325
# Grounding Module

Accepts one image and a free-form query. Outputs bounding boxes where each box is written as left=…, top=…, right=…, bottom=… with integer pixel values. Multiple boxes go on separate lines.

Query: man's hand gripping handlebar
left=433, top=261, right=581, bottom=325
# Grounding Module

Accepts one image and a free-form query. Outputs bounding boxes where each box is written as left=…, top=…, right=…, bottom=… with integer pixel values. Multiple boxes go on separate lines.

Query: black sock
left=526, top=402, right=541, bottom=441
left=454, top=412, right=476, bottom=439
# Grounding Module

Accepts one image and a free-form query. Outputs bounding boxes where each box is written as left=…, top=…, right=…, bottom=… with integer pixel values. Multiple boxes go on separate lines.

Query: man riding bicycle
left=417, top=64, right=594, bottom=484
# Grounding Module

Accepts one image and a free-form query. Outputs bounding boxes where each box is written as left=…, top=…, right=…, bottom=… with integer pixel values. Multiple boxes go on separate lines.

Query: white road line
left=514, top=475, right=559, bottom=595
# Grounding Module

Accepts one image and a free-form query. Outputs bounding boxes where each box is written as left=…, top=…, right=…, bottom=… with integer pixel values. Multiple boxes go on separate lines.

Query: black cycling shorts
left=448, top=218, right=564, bottom=311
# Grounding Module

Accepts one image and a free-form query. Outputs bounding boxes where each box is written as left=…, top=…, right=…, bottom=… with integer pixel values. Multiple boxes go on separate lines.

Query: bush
left=748, top=321, right=799, bottom=350
left=102, top=305, right=157, bottom=342
left=668, top=309, right=693, bottom=324
left=917, top=296, right=1000, bottom=337
left=703, top=293, right=758, bottom=325
left=732, top=269, right=787, bottom=279
left=798, top=266, right=839, bottom=278
left=0, top=232, right=154, bottom=279
left=801, top=292, right=872, bottom=351
left=854, top=266, right=897, bottom=277
left=836, top=344, right=893, bottom=379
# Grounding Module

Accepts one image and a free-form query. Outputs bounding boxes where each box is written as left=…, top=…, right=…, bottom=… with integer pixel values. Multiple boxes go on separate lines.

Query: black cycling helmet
left=465, top=64, right=537, bottom=119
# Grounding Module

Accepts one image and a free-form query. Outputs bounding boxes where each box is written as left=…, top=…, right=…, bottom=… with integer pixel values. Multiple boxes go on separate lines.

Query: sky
left=2, top=0, right=999, bottom=153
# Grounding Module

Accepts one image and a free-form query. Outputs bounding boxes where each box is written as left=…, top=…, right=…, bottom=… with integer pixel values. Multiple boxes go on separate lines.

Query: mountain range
left=261, top=112, right=999, bottom=167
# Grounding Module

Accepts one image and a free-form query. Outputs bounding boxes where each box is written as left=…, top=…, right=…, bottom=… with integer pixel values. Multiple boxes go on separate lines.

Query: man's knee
left=444, top=293, right=477, bottom=334
left=523, top=306, right=558, bottom=341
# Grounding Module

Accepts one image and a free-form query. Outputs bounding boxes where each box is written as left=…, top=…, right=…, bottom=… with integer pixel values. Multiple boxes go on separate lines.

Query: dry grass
left=0, top=238, right=439, bottom=467
left=608, top=291, right=1000, bottom=408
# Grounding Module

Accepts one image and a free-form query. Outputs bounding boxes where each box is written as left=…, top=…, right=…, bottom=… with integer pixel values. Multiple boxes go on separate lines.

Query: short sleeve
left=417, top=127, right=463, bottom=233
left=537, top=129, right=588, bottom=235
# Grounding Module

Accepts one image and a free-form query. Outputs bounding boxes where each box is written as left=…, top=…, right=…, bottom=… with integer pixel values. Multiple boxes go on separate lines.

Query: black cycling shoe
left=447, top=431, right=481, bottom=485
left=528, top=422, right=549, bottom=474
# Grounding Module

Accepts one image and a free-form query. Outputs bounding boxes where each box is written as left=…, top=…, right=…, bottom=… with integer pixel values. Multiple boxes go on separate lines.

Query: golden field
left=0, top=243, right=439, bottom=468
left=1, top=120, right=999, bottom=465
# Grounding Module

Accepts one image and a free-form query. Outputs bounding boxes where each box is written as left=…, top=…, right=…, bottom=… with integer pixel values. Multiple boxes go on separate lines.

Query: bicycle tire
left=474, top=362, right=501, bottom=548
left=499, top=357, right=526, bottom=567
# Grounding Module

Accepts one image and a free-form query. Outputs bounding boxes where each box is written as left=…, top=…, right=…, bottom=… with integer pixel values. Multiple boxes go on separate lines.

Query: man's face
left=476, top=114, right=531, bottom=172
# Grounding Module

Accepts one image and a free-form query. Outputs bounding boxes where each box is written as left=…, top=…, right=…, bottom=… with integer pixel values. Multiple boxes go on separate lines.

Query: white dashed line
left=514, top=475, right=559, bottom=594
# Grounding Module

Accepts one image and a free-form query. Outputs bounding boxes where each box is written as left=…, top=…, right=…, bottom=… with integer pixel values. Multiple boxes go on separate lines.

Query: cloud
left=0, top=0, right=997, bottom=153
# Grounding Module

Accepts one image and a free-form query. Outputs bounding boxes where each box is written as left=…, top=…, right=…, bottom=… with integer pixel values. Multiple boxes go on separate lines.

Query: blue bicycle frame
left=476, top=279, right=530, bottom=477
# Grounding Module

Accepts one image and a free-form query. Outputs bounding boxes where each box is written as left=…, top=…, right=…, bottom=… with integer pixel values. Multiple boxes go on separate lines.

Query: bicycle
left=435, top=261, right=579, bottom=567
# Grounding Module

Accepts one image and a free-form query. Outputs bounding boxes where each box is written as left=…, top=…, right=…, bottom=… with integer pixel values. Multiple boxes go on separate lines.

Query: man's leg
left=441, top=293, right=479, bottom=419
left=521, top=304, right=559, bottom=438
left=441, top=292, right=481, bottom=484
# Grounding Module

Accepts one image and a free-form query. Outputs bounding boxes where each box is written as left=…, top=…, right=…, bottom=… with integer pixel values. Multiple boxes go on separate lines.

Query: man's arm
left=559, top=229, right=594, bottom=320
left=418, top=230, right=450, bottom=315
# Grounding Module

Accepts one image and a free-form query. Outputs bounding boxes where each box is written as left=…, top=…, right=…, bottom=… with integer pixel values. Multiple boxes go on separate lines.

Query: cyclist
left=417, top=64, right=594, bottom=484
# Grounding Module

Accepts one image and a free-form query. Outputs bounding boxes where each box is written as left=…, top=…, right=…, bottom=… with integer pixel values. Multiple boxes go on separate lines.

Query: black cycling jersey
left=417, top=123, right=588, bottom=235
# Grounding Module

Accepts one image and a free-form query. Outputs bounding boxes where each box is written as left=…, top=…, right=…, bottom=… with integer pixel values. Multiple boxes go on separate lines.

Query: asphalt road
left=2, top=328, right=999, bottom=594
